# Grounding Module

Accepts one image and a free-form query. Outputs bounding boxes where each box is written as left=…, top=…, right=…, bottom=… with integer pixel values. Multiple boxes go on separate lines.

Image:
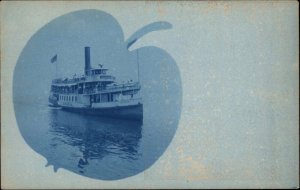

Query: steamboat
left=48, top=47, right=143, bottom=121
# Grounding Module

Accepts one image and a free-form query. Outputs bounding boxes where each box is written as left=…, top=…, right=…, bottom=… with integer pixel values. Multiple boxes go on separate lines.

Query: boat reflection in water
left=47, top=107, right=143, bottom=180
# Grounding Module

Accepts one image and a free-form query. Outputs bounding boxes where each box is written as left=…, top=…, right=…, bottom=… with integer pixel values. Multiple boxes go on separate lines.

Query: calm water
left=15, top=101, right=178, bottom=180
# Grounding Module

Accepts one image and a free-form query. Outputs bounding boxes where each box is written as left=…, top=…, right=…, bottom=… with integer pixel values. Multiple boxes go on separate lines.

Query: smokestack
left=85, top=47, right=91, bottom=74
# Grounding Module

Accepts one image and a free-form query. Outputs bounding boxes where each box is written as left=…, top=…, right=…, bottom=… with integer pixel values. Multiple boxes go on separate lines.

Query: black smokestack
left=85, top=47, right=91, bottom=74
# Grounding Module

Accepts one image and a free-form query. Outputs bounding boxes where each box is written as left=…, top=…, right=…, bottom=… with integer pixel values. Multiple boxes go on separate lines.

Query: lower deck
left=55, top=92, right=141, bottom=108
left=49, top=90, right=143, bottom=121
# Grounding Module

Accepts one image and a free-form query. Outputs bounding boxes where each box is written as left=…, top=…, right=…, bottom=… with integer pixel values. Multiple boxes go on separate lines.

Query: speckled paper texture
left=1, top=1, right=299, bottom=189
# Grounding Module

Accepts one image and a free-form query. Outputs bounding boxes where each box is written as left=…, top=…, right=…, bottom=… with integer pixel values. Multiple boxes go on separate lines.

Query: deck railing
left=52, top=77, right=85, bottom=84
left=51, top=82, right=141, bottom=95
left=84, top=83, right=140, bottom=94
left=52, top=75, right=116, bottom=85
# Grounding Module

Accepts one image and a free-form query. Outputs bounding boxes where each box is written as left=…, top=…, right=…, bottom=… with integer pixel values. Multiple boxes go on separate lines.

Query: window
left=96, top=94, right=100, bottom=102
left=101, top=94, right=108, bottom=102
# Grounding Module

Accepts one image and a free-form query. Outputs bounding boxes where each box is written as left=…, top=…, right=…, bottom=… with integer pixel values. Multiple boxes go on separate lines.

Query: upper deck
left=52, top=75, right=116, bottom=86
left=52, top=67, right=115, bottom=86
left=51, top=81, right=140, bottom=95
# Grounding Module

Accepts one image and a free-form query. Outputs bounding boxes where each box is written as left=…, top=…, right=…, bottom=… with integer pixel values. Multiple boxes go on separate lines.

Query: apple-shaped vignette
left=13, top=9, right=182, bottom=180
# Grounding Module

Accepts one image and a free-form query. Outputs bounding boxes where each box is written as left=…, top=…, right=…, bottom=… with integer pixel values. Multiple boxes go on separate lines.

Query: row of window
left=59, top=95, right=77, bottom=102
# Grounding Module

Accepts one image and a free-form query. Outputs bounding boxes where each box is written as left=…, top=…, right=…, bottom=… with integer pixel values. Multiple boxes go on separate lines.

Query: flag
left=51, top=54, right=57, bottom=63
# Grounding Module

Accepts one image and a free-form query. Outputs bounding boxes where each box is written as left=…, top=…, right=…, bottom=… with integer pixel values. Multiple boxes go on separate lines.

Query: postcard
left=1, top=1, right=299, bottom=189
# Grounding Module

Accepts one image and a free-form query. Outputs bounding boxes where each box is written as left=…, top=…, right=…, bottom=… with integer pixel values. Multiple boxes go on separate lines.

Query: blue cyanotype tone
left=13, top=9, right=182, bottom=180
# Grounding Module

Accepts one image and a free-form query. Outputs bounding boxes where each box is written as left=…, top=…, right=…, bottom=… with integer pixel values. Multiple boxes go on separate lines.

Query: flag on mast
left=51, top=54, right=57, bottom=63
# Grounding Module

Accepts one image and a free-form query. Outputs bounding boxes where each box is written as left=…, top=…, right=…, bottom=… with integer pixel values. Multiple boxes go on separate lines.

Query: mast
left=137, top=50, right=140, bottom=83
left=55, top=58, right=58, bottom=79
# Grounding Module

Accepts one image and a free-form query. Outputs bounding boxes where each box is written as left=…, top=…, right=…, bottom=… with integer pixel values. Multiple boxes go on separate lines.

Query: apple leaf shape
left=13, top=9, right=181, bottom=180
left=125, top=21, right=172, bottom=49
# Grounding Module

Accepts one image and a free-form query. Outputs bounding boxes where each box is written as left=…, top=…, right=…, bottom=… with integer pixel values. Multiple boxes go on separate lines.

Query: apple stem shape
left=125, top=21, right=172, bottom=49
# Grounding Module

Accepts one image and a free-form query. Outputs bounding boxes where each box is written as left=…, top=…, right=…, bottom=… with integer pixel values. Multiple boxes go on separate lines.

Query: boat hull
left=61, top=104, right=143, bottom=121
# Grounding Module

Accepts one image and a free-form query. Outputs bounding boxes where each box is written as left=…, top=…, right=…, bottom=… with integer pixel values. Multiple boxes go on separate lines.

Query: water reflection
left=48, top=108, right=142, bottom=177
